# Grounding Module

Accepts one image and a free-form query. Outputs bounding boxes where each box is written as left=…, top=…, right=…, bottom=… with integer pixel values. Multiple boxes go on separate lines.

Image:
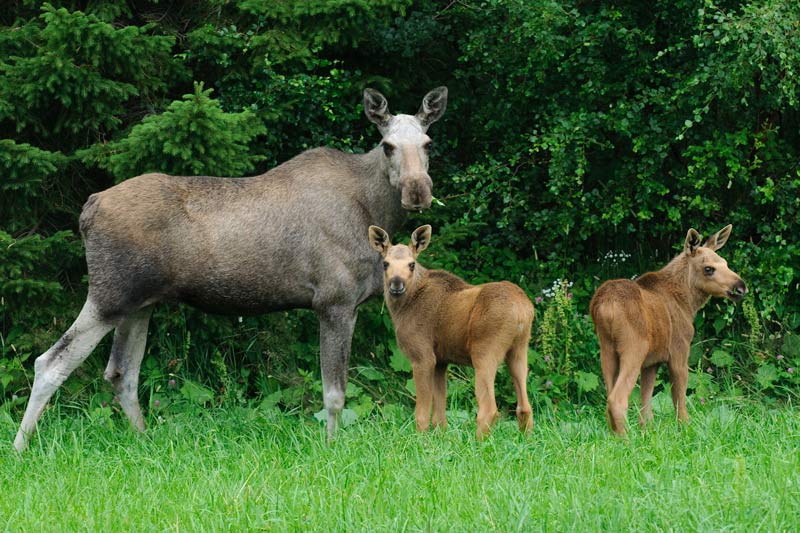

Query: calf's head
left=364, top=87, right=448, bottom=211
left=683, top=224, right=748, bottom=302
left=368, top=224, right=432, bottom=297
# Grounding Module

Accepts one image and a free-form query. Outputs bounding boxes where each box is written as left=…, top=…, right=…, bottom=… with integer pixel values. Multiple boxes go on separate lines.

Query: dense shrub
left=1, top=1, right=797, bottom=418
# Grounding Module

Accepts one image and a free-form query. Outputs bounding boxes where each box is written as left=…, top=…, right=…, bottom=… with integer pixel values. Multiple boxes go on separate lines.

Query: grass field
left=1, top=398, right=798, bottom=532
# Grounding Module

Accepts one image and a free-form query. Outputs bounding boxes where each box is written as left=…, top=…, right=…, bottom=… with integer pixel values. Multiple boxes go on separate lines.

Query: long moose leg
left=14, top=298, right=115, bottom=452
left=431, top=363, right=448, bottom=429
left=668, top=358, right=690, bottom=425
left=104, top=306, right=153, bottom=431
left=411, top=357, right=436, bottom=432
left=639, top=365, right=657, bottom=427
left=507, top=341, right=533, bottom=433
left=472, top=344, right=503, bottom=439
left=317, top=305, right=357, bottom=441
left=598, top=334, right=619, bottom=396
left=606, top=351, right=645, bottom=436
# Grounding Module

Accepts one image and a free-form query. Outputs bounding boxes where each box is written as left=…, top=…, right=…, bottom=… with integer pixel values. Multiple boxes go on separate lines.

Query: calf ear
left=368, top=225, right=391, bottom=256
left=363, top=88, right=392, bottom=132
left=704, top=224, right=732, bottom=251
left=415, top=87, right=448, bottom=130
left=684, top=228, right=702, bottom=255
left=410, top=225, right=432, bottom=257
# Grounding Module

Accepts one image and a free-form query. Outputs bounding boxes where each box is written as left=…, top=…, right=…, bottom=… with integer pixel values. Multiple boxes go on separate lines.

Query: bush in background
left=1, top=1, right=797, bottom=420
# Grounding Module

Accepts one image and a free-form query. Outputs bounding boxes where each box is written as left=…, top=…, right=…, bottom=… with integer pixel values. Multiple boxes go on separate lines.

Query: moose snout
left=388, top=277, right=406, bottom=296
left=727, top=279, right=748, bottom=302
left=401, top=175, right=433, bottom=211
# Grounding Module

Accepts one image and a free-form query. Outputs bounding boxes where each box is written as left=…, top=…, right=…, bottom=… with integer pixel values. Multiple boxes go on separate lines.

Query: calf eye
left=382, top=142, right=395, bottom=157
left=704, top=266, right=715, bottom=276
left=409, top=262, right=415, bottom=271
left=382, top=261, right=389, bottom=270
left=423, top=141, right=433, bottom=152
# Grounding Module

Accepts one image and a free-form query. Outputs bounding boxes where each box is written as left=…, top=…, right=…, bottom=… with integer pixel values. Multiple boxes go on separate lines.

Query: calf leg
left=104, top=306, right=153, bottom=431
left=14, top=299, right=115, bottom=452
left=506, top=342, right=533, bottom=433
left=472, top=347, right=503, bottom=439
left=411, top=357, right=436, bottom=432
left=606, top=353, right=645, bottom=436
left=431, top=364, right=448, bottom=429
left=638, top=365, right=657, bottom=427
left=317, top=305, right=357, bottom=441
left=598, top=335, right=619, bottom=395
left=668, top=358, right=690, bottom=424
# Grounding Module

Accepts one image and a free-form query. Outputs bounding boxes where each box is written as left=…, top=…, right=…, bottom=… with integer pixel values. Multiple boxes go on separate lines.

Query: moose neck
left=659, top=254, right=711, bottom=315
left=356, top=146, right=407, bottom=235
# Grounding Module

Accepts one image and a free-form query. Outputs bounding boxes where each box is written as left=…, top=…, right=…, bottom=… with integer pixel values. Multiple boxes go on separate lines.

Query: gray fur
left=14, top=87, right=448, bottom=451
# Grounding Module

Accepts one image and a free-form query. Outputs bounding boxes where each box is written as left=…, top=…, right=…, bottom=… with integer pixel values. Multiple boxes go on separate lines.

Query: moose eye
left=704, top=266, right=715, bottom=276
left=382, top=142, right=395, bottom=157
left=422, top=140, right=433, bottom=152
left=409, top=262, right=415, bottom=271
left=382, top=261, right=389, bottom=271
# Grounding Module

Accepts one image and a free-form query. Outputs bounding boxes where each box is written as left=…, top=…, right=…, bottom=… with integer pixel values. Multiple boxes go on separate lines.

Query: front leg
left=431, top=364, right=448, bottom=428
left=317, top=304, right=358, bottom=441
left=668, top=357, right=690, bottom=425
left=410, top=355, right=437, bottom=432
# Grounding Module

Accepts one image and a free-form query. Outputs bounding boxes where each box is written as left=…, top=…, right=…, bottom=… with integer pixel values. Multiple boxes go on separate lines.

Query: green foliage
left=0, top=3, right=176, bottom=147
left=0, top=140, right=69, bottom=232
left=83, top=82, right=266, bottom=179
left=527, top=279, right=601, bottom=408
left=1, top=0, right=799, bottom=416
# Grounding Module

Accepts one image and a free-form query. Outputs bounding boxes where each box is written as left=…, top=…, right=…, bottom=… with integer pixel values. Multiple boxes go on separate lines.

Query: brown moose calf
left=368, top=224, right=534, bottom=438
left=590, top=225, right=747, bottom=435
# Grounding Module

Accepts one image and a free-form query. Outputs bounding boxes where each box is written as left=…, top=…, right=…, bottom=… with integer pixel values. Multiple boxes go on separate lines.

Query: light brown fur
left=589, top=225, right=747, bottom=435
left=369, top=225, right=535, bottom=438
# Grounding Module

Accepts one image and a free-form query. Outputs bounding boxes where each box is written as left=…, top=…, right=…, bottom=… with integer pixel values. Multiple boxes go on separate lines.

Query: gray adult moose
left=14, top=87, right=448, bottom=452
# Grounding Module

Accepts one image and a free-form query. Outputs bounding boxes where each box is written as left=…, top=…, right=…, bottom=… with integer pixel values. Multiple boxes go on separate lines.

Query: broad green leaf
left=781, top=333, right=800, bottom=358
left=180, top=380, right=214, bottom=405
left=710, top=349, right=734, bottom=368
left=575, top=370, right=599, bottom=392
left=755, top=364, right=778, bottom=390
left=389, top=339, right=412, bottom=373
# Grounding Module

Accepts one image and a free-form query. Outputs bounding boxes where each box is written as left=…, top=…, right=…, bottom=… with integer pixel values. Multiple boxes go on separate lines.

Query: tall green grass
left=1, top=399, right=798, bottom=531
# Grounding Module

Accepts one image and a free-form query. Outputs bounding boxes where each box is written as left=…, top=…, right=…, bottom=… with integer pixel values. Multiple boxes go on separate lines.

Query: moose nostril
left=389, top=278, right=405, bottom=293
left=736, top=281, right=748, bottom=295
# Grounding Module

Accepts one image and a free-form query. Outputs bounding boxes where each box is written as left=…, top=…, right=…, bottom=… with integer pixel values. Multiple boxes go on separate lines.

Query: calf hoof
left=518, top=413, right=533, bottom=433
left=475, top=411, right=499, bottom=439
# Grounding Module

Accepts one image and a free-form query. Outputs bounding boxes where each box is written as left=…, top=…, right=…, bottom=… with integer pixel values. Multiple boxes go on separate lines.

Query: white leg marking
left=14, top=299, right=114, bottom=452
left=105, top=309, right=151, bottom=431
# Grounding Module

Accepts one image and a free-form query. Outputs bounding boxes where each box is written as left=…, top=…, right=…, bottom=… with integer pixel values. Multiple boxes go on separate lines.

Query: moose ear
left=684, top=228, right=703, bottom=255
left=704, top=224, right=732, bottom=251
left=415, top=87, right=448, bottom=130
left=410, top=225, right=432, bottom=257
left=363, top=88, right=392, bottom=132
left=368, top=225, right=391, bottom=256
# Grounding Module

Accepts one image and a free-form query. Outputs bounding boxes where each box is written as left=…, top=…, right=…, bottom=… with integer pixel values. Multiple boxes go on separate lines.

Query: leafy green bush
left=1, top=1, right=798, bottom=420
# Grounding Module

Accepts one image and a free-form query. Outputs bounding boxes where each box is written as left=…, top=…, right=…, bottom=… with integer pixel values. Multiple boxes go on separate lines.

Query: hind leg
left=14, top=298, right=116, bottom=452
left=639, top=365, right=657, bottom=427
left=472, top=343, right=504, bottom=439
left=506, top=342, right=533, bottom=433
left=598, top=335, right=620, bottom=431
left=104, top=307, right=153, bottom=431
left=599, top=335, right=619, bottom=395
left=606, top=348, right=645, bottom=436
